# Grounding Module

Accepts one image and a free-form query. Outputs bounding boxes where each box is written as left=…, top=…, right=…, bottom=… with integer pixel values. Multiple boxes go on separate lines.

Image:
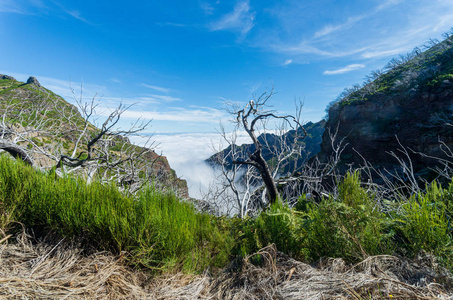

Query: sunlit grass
left=1, top=155, right=452, bottom=272
left=0, top=155, right=232, bottom=272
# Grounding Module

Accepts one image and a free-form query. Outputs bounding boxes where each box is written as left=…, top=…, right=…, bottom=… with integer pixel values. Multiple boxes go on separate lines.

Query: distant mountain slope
left=0, top=74, right=188, bottom=196
left=207, top=120, right=325, bottom=176
left=318, top=35, right=453, bottom=180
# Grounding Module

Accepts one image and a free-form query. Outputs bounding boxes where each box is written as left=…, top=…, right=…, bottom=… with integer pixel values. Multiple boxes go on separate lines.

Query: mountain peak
left=26, top=76, right=41, bottom=87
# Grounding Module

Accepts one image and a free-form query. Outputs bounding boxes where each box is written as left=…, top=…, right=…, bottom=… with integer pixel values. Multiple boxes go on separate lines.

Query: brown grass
left=0, top=232, right=149, bottom=299
left=209, top=244, right=453, bottom=299
left=0, top=234, right=452, bottom=299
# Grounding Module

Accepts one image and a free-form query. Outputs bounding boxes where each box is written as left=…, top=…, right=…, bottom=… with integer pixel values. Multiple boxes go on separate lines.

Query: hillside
left=318, top=35, right=453, bottom=182
left=0, top=74, right=188, bottom=196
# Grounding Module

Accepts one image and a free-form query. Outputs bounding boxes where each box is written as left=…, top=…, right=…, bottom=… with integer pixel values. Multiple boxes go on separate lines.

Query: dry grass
left=210, top=244, right=453, bottom=300
left=0, top=232, right=150, bottom=299
left=0, top=234, right=452, bottom=299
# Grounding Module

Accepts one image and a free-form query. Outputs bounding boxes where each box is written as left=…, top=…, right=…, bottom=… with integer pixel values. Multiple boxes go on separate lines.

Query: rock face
left=318, top=36, right=453, bottom=181
left=26, top=76, right=42, bottom=87
left=0, top=74, right=16, bottom=81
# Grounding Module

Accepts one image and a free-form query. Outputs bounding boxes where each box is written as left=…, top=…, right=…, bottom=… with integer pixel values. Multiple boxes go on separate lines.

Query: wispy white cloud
left=140, top=83, right=171, bottom=93
left=282, top=59, right=293, bottom=66
left=0, top=1, right=23, bottom=13
left=109, top=78, right=122, bottom=84
left=48, top=1, right=92, bottom=25
left=323, top=64, right=365, bottom=75
left=258, top=0, right=453, bottom=62
left=209, top=0, right=255, bottom=37
left=361, top=48, right=406, bottom=59
left=199, top=1, right=218, bottom=15
left=277, top=42, right=368, bottom=58
left=314, top=16, right=364, bottom=38
left=376, top=0, right=403, bottom=11
left=0, top=0, right=41, bottom=14
left=0, top=1, right=90, bottom=24
left=115, top=106, right=225, bottom=123
left=142, top=94, right=182, bottom=102
left=156, top=22, right=189, bottom=27
left=360, top=24, right=433, bottom=59
left=64, top=9, right=89, bottom=24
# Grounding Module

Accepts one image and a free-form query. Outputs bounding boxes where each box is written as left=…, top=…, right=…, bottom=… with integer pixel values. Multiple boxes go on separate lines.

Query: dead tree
left=53, top=90, right=151, bottom=185
left=0, top=82, right=162, bottom=193
left=210, top=90, right=307, bottom=216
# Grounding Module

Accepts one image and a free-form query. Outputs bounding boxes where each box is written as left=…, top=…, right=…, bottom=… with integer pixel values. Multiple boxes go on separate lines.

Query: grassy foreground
left=1, top=155, right=453, bottom=274
left=235, top=172, right=453, bottom=269
left=0, top=155, right=232, bottom=272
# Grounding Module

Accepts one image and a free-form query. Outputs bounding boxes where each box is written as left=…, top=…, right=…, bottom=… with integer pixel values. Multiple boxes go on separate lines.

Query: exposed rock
left=0, top=74, right=16, bottom=81
left=317, top=35, right=453, bottom=182
left=26, top=76, right=42, bottom=87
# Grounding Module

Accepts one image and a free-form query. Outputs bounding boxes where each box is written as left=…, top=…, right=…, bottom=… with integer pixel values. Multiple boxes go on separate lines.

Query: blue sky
left=1, top=0, right=453, bottom=195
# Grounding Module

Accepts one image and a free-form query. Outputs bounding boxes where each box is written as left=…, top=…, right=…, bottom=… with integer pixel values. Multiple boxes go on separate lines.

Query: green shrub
left=2, top=154, right=452, bottom=272
left=240, top=202, right=306, bottom=259
left=0, top=156, right=232, bottom=273
left=398, top=181, right=452, bottom=263
left=234, top=172, right=394, bottom=263
left=304, top=172, right=393, bottom=262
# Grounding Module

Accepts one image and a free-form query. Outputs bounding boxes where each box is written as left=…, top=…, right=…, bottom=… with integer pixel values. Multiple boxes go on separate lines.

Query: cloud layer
left=132, top=132, right=251, bottom=198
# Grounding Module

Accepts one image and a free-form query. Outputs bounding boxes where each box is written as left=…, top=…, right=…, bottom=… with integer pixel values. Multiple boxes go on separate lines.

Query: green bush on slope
left=304, top=172, right=394, bottom=262
left=398, top=181, right=453, bottom=265
left=0, top=155, right=232, bottom=272
left=234, top=172, right=453, bottom=269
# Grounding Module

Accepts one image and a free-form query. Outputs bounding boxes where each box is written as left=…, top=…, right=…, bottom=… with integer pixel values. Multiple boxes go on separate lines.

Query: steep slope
left=0, top=74, right=188, bottom=196
left=319, top=35, right=453, bottom=180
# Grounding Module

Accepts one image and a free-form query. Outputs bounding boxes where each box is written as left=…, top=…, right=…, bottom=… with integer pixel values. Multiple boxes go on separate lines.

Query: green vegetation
left=3, top=87, right=453, bottom=277
left=0, top=155, right=232, bottom=273
left=232, top=172, right=453, bottom=269
left=334, top=35, right=453, bottom=107
left=1, top=156, right=452, bottom=273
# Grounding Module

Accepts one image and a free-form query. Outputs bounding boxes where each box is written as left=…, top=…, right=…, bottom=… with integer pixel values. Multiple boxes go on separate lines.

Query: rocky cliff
left=319, top=35, right=453, bottom=181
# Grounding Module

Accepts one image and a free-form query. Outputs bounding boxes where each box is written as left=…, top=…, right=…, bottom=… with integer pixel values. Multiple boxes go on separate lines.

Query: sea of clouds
left=131, top=132, right=250, bottom=199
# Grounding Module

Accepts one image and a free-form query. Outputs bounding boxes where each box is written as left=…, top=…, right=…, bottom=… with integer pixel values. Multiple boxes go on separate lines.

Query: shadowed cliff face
left=319, top=36, right=453, bottom=180
left=323, top=91, right=453, bottom=172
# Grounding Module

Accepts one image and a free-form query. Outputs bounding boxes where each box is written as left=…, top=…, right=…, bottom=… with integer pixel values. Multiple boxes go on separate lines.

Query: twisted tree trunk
left=0, top=139, right=34, bottom=165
